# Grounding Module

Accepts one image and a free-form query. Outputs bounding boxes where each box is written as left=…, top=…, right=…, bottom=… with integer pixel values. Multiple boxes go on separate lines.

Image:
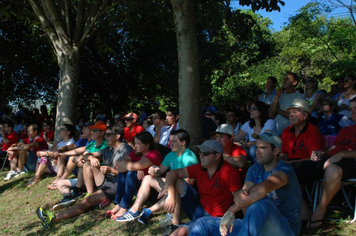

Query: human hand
left=137, top=171, right=145, bottom=180
left=157, top=187, right=167, bottom=199
left=164, top=193, right=175, bottom=213
left=89, top=157, right=100, bottom=167
left=148, top=165, right=160, bottom=176
left=100, top=166, right=111, bottom=174
left=219, top=211, right=235, bottom=236
left=233, top=189, right=252, bottom=209
left=311, top=150, right=323, bottom=162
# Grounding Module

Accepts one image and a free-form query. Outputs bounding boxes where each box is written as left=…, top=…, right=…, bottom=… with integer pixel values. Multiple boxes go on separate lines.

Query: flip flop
left=47, top=182, right=57, bottom=190
left=307, top=217, right=324, bottom=229
left=27, top=179, right=41, bottom=187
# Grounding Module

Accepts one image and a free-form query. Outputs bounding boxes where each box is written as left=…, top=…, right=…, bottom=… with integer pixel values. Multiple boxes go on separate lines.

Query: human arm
left=84, top=153, right=102, bottom=167
left=100, top=165, right=119, bottom=176
left=324, top=150, right=356, bottom=169
left=148, top=164, right=169, bottom=176
left=268, top=88, right=283, bottom=118
left=57, top=146, right=86, bottom=158
left=153, top=122, right=165, bottom=143
left=57, top=143, right=77, bottom=152
left=309, top=93, right=323, bottom=113
left=224, top=154, right=247, bottom=168
left=116, top=156, right=153, bottom=173
left=233, top=129, right=248, bottom=143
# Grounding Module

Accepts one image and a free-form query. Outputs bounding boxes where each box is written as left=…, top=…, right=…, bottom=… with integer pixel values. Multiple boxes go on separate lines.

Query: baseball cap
left=286, top=99, right=311, bottom=114
left=88, top=121, right=107, bottom=132
left=194, top=139, right=223, bottom=154
left=124, top=113, right=138, bottom=120
left=215, top=124, right=234, bottom=136
left=82, top=122, right=95, bottom=128
left=251, top=131, right=282, bottom=149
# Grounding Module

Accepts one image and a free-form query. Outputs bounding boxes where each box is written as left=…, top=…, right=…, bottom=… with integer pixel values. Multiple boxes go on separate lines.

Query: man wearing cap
left=308, top=97, right=356, bottom=228
left=215, top=124, right=247, bottom=169
left=259, top=76, right=278, bottom=106
left=160, top=139, right=242, bottom=236
left=269, top=72, right=303, bottom=135
left=189, top=131, right=302, bottom=236
left=318, top=96, right=353, bottom=136
left=123, top=112, right=144, bottom=148
left=36, top=123, right=133, bottom=228
left=281, top=99, right=326, bottom=185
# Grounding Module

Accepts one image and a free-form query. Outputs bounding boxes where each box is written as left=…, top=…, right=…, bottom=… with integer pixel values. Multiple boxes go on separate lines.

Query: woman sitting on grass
left=27, top=124, right=76, bottom=187
left=106, top=131, right=164, bottom=220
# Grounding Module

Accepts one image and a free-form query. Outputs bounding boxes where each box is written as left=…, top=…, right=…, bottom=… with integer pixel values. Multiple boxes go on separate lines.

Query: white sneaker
left=14, top=169, right=26, bottom=178
left=4, top=171, right=18, bottom=181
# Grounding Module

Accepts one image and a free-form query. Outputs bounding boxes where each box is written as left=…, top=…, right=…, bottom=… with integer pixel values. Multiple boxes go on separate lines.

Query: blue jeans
left=189, top=198, right=297, bottom=236
left=114, top=171, right=141, bottom=209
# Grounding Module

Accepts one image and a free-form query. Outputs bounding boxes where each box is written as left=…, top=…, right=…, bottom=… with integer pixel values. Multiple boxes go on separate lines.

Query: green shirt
left=84, top=139, right=108, bottom=153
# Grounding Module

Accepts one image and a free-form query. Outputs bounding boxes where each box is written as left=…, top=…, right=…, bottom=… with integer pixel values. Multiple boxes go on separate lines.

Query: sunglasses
left=250, top=107, right=258, bottom=111
left=92, top=129, right=102, bottom=132
left=199, top=151, right=217, bottom=156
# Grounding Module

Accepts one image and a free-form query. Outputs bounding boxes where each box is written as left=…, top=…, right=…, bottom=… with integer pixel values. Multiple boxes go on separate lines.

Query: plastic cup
left=314, top=150, right=323, bottom=161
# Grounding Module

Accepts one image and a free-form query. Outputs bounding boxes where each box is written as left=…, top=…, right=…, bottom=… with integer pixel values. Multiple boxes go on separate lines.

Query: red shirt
left=124, top=125, right=144, bottom=143
left=128, top=149, right=163, bottom=175
left=2, top=131, right=19, bottom=151
left=186, top=161, right=242, bottom=217
left=282, top=123, right=326, bottom=160
left=329, top=124, right=356, bottom=156
left=23, top=136, right=49, bottom=153
left=229, top=143, right=247, bottom=157
left=40, top=129, right=54, bottom=142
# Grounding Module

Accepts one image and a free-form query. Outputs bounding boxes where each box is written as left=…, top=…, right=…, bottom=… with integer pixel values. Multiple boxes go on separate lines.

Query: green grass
left=1, top=170, right=356, bottom=235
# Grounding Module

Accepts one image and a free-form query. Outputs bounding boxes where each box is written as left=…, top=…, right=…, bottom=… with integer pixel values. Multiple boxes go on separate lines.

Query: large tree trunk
left=55, top=48, right=80, bottom=140
left=170, top=0, right=202, bottom=147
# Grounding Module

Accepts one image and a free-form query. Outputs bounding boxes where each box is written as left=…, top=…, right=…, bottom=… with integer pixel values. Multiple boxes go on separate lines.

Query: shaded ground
left=0, top=169, right=355, bottom=236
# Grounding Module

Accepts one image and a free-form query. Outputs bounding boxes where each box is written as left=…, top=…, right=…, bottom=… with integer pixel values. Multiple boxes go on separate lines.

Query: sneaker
left=3, top=171, right=17, bottom=181
left=162, top=224, right=179, bottom=236
left=138, top=208, right=152, bottom=224
left=98, top=198, right=110, bottom=209
left=53, top=196, right=76, bottom=211
left=14, top=169, right=27, bottom=178
left=116, top=209, right=140, bottom=222
left=36, top=207, right=55, bottom=228
left=70, top=189, right=83, bottom=199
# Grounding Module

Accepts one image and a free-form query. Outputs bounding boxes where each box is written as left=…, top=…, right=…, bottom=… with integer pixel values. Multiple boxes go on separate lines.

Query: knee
left=142, top=174, right=154, bottom=184
left=324, top=164, right=343, bottom=182
left=247, top=197, right=272, bottom=213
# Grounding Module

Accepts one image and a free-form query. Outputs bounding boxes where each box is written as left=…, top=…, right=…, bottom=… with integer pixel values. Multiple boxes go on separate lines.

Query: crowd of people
left=1, top=72, right=356, bottom=235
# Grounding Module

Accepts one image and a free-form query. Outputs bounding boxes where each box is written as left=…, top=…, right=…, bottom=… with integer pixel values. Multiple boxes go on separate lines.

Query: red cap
left=88, top=121, right=107, bottom=132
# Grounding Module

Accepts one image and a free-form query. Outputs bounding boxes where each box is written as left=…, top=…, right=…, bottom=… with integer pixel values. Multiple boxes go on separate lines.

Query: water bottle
left=159, top=213, right=172, bottom=228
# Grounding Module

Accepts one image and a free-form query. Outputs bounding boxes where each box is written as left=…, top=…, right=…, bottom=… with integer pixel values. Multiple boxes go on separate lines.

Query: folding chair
left=341, top=178, right=356, bottom=223
left=0, top=152, right=7, bottom=171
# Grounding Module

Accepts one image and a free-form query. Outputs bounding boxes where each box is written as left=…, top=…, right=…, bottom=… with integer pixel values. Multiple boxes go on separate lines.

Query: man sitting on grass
left=36, top=124, right=132, bottom=228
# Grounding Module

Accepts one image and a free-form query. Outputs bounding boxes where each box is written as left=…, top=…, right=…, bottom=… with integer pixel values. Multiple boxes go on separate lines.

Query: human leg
left=83, top=162, right=105, bottom=194
left=189, top=216, right=242, bottom=236
left=60, top=156, right=78, bottom=179
left=115, top=171, right=140, bottom=216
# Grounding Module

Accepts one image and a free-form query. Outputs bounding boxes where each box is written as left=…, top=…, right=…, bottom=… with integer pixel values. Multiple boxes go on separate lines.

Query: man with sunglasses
left=36, top=123, right=133, bottom=228
left=189, top=131, right=302, bottom=236
left=160, top=139, right=242, bottom=236
left=123, top=112, right=144, bottom=149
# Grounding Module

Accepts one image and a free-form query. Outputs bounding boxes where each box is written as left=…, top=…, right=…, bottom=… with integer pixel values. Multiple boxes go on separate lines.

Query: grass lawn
left=0, top=169, right=356, bottom=236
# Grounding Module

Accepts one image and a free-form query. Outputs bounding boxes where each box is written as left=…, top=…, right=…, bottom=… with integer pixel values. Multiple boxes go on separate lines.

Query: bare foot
left=111, top=208, right=128, bottom=220
left=27, top=178, right=41, bottom=187
left=105, top=205, right=121, bottom=218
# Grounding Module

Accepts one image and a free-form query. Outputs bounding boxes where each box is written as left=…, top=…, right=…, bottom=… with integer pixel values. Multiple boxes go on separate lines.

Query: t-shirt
left=99, top=143, right=133, bottom=178
left=329, top=124, right=356, bottom=156
left=229, top=143, right=247, bottom=157
left=161, top=148, right=198, bottom=171
left=85, top=139, right=108, bottom=153
left=160, top=123, right=180, bottom=147
left=57, top=139, right=76, bottom=149
left=147, top=125, right=170, bottom=146
left=14, top=124, right=23, bottom=133
left=40, top=129, right=54, bottom=142
left=259, top=90, right=276, bottom=105
left=281, top=122, right=326, bottom=160
left=2, top=131, right=19, bottom=151
left=124, top=125, right=144, bottom=143
left=245, top=160, right=302, bottom=236
left=23, top=136, right=49, bottom=153
left=128, top=149, right=163, bottom=175
left=275, top=92, right=303, bottom=135
left=318, top=114, right=354, bottom=136
left=186, top=161, right=242, bottom=217
left=338, top=92, right=356, bottom=118
left=75, top=138, right=92, bottom=148
left=241, top=119, right=277, bottom=141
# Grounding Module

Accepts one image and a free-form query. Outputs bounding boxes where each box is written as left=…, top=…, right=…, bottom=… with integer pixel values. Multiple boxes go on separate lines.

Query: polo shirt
left=281, top=122, right=325, bottom=160
left=23, top=136, right=48, bottom=153
left=124, top=125, right=144, bottom=143
left=2, top=131, right=18, bottom=151
left=84, top=139, right=107, bottom=153
left=186, top=161, right=242, bottom=217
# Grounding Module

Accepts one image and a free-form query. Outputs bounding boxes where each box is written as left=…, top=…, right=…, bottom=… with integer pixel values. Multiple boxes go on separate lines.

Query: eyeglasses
left=60, top=128, right=66, bottom=131
left=322, top=102, right=330, bottom=106
left=92, top=129, right=102, bottom=132
left=205, top=113, right=212, bottom=117
left=250, top=107, right=258, bottom=111
left=43, top=124, right=48, bottom=127
left=199, top=151, right=217, bottom=156
left=105, top=132, right=118, bottom=137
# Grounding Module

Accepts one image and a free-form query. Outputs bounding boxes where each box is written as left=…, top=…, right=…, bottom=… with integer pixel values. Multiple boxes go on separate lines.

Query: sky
left=234, top=0, right=345, bottom=31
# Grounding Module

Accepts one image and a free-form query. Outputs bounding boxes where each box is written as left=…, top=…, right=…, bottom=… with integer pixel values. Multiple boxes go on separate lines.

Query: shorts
left=332, top=159, right=356, bottom=181
left=97, top=175, right=118, bottom=201
left=25, top=151, right=37, bottom=171
left=181, top=181, right=201, bottom=221
left=37, top=156, right=57, bottom=174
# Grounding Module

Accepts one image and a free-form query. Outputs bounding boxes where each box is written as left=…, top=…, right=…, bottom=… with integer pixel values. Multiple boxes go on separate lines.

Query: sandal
left=47, top=182, right=57, bottom=190
left=307, top=217, right=324, bottom=229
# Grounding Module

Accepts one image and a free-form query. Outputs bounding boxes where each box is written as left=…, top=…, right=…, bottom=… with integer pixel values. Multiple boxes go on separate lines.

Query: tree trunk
left=55, top=48, right=80, bottom=140
left=170, top=0, right=202, bottom=147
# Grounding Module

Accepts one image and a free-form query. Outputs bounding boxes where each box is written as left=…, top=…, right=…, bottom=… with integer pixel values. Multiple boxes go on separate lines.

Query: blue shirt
left=246, top=160, right=302, bottom=236
left=75, top=138, right=92, bottom=148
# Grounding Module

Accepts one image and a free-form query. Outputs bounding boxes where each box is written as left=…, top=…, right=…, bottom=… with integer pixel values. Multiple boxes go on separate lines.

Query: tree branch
left=64, top=0, right=71, bottom=39
left=74, top=0, right=86, bottom=44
